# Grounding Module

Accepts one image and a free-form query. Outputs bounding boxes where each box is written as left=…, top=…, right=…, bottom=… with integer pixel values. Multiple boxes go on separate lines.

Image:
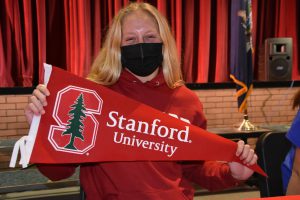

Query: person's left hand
left=228, top=140, right=258, bottom=180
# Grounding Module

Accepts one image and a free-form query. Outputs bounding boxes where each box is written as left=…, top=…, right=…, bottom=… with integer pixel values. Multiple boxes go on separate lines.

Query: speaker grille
left=269, top=58, right=290, bottom=78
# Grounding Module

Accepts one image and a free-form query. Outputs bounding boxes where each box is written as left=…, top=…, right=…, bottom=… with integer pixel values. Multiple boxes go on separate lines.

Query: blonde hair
left=87, top=2, right=184, bottom=88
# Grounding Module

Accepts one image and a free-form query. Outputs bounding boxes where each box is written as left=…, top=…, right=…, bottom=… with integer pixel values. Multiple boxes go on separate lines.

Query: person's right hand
left=25, top=84, right=50, bottom=124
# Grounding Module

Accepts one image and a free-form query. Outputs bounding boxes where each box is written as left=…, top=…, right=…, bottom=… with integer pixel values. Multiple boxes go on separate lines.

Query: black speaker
left=265, top=38, right=292, bottom=81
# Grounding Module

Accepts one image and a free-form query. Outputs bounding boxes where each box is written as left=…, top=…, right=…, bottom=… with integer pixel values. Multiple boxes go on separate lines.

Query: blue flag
left=281, top=110, right=300, bottom=193
left=230, top=0, right=253, bottom=113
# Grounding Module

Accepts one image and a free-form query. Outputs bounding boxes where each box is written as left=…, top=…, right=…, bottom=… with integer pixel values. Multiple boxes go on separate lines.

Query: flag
left=281, top=110, right=300, bottom=193
left=10, top=64, right=266, bottom=177
left=230, top=0, right=253, bottom=113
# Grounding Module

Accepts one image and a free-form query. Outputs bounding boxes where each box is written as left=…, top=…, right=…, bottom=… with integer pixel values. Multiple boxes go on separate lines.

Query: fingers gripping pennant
left=10, top=64, right=266, bottom=177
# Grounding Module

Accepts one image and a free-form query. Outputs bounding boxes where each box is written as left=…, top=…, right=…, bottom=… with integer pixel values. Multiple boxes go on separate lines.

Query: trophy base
left=238, top=115, right=257, bottom=131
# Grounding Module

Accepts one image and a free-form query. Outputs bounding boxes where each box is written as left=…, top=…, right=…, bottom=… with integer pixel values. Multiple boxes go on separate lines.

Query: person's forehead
left=122, top=10, right=157, bottom=26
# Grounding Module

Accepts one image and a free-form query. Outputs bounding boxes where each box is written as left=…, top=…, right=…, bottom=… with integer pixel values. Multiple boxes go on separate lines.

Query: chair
left=255, top=131, right=291, bottom=197
left=80, top=186, right=86, bottom=200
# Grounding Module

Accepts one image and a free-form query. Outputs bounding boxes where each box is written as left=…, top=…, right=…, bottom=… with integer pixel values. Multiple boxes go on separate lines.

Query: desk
left=208, top=127, right=272, bottom=143
left=244, top=195, right=300, bottom=200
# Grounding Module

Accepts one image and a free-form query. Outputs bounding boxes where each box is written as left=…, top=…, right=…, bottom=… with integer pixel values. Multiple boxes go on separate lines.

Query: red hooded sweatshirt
left=38, top=70, right=240, bottom=200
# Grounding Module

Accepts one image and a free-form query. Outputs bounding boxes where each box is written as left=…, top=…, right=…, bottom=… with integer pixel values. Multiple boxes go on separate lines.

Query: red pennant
left=28, top=66, right=266, bottom=177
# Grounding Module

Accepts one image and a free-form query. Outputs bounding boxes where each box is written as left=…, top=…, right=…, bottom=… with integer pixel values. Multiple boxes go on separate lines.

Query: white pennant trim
left=9, top=63, right=52, bottom=168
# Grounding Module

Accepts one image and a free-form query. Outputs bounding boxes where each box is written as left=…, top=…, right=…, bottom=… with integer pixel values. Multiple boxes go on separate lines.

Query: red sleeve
left=37, top=164, right=77, bottom=181
left=179, top=88, right=241, bottom=191
left=194, top=103, right=207, bottom=130
left=188, top=88, right=207, bottom=130
left=181, top=161, right=242, bottom=192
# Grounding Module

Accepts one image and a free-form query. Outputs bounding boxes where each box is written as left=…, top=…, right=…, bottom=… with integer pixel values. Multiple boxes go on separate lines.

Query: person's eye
left=147, top=35, right=156, bottom=39
left=126, top=37, right=135, bottom=42
left=144, top=35, right=159, bottom=43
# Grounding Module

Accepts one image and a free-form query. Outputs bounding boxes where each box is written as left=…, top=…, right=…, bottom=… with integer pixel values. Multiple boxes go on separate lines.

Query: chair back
left=80, top=186, right=86, bottom=200
left=255, top=131, right=291, bottom=197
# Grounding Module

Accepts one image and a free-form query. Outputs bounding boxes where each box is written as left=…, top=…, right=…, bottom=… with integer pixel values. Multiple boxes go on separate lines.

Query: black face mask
left=121, top=43, right=163, bottom=77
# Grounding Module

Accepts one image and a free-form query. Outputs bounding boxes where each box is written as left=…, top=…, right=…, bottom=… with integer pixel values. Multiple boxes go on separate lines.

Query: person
left=282, top=90, right=300, bottom=195
left=25, top=2, right=258, bottom=200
